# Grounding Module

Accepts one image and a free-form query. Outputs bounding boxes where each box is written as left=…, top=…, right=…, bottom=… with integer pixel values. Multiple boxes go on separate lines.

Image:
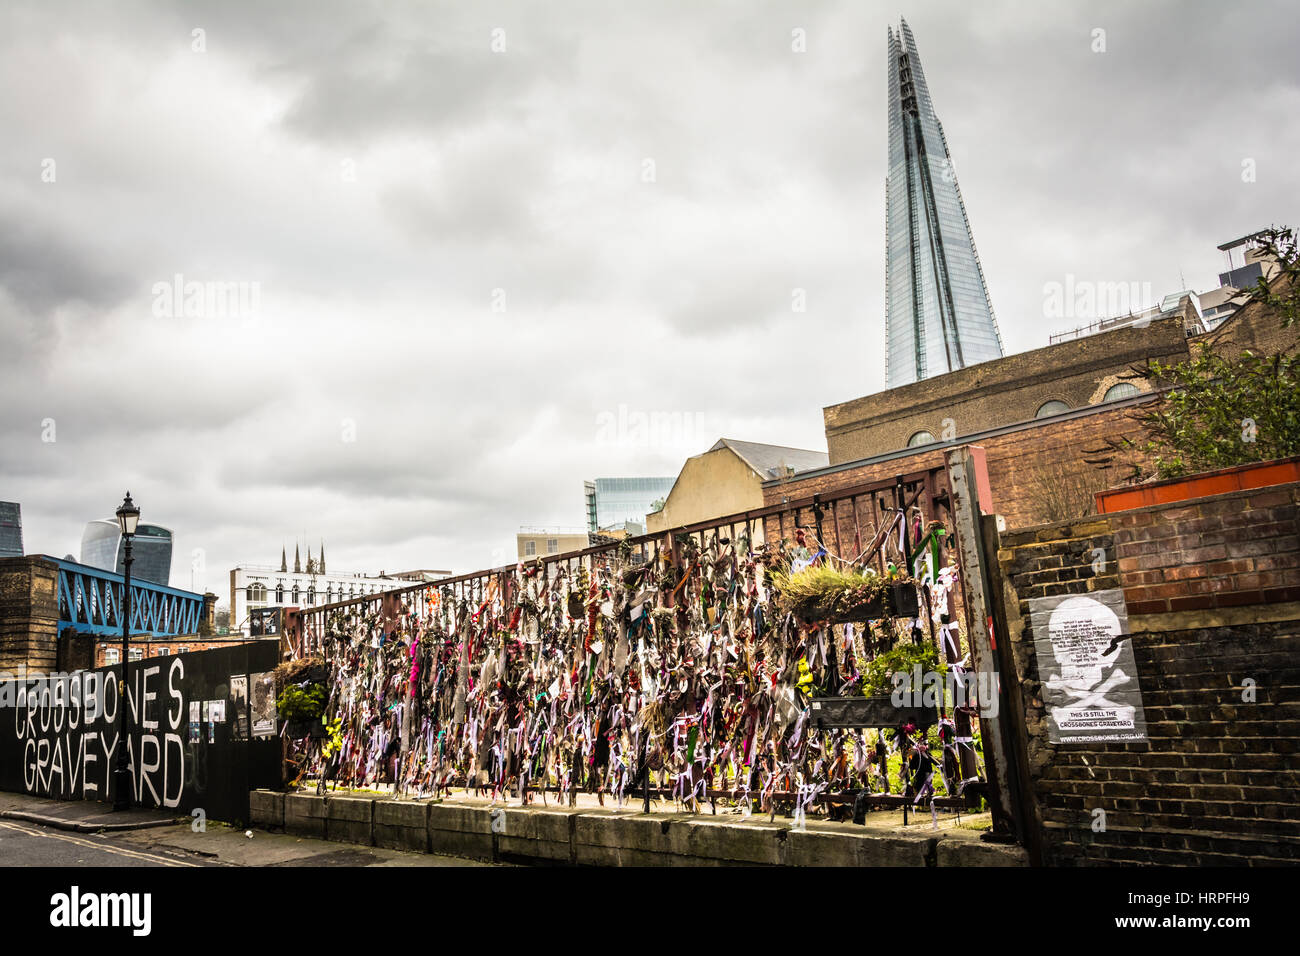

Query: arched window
left=247, top=583, right=267, bottom=604
left=307, top=586, right=316, bottom=606
left=1036, top=400, right=1070, bottom=418
left=907, top=430, right=936, bottom=448
left=1103, top=382, right=1141, bottom=402
left=275, top=584, right=284, bottom=604
left=292, top=586, right=300, bottom=604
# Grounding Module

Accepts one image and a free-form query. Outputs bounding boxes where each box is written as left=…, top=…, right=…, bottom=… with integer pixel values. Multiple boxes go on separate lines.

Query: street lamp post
left=113, top=492, right=140, bottom=812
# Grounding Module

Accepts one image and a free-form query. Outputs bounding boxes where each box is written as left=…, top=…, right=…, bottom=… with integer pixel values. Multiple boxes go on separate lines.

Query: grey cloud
left=0, top=209, right=134, bottom=314
left=0, top=0, right=1297, bottom=598
left=380, top=131, right=552, bottom=244
left=280, top=39, right=554, bottom=143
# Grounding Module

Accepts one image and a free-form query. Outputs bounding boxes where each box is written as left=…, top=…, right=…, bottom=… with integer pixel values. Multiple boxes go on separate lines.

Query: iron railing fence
left=294, top=465, right=954, bottom=651
left=285, top=462, right=987, bottom=815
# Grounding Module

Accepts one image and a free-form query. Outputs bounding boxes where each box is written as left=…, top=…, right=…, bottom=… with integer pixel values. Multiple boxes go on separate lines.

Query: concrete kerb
left=0, top=809, right=179, bottom=834
left=786, top=822, right=935, bottom=867
left=249, top=790, right=284, bottom=830
left=427, top=801, right=495, bottom=861
left=325, top=794, right=375, bottom=846
left=933, top=830, right=1033, bottom=867
left=283, top=793, right=328, bottom=839
left=373, top=799, right=431, bottom=853
left=261, top=791, right=1028, bottom=866
left=494, top=805, right=579, bottom=864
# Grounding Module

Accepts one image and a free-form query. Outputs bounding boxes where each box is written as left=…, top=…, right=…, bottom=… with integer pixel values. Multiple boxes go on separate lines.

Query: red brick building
left=763, top=282, right=1297, bottom=537
left=94, top=634, right=277, bottom=667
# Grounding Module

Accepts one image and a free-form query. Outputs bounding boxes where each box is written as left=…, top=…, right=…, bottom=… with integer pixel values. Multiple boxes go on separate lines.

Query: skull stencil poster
left=1028, top=590, right=1148, bottom=744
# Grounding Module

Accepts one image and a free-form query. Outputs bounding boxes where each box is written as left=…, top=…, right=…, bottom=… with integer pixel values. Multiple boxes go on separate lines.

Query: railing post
left=944, top=444, right=1024, bottom=842
left=643, top=720, right=651, bottom=814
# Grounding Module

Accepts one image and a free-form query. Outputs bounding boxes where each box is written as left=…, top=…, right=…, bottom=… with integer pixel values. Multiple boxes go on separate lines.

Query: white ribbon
left=939, top=623, right=961, bottom=662
left=791, top=782, right=825, bottom=831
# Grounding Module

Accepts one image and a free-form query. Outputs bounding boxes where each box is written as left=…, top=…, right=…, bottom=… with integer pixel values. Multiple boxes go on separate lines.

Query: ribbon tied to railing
left=791, top=781, right=825, bottom=831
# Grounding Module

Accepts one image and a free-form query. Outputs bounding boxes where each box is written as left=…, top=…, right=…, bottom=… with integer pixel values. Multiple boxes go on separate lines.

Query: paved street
left=0, top=818, right=209, bottom=867
left=0, top=793, right=494, bottom=867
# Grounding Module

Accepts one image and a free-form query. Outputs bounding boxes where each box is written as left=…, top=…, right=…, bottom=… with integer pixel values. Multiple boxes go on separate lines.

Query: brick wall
left=823, top=317, right=1190, bottom=463
left=997, top=483, right=1300, bottom=865
left=763, top=403, right=1153, bottom=538
left=93, top=635, right=269, bottom=668
left=0, top=556, right=60, bottom=676
left=1115, top=485, right=1300, bottom=615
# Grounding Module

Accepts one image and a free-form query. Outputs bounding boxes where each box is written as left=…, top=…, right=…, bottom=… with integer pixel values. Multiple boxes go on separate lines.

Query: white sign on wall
left=1028, top=590, right=1148, bottom=744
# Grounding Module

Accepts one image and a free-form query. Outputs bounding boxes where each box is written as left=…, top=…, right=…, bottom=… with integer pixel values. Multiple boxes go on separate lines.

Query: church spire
left=280, top=544, right=287, bottom=573
left=294, top=543, right=301, bottom=574
left=319, top=540, right=326, bottom=574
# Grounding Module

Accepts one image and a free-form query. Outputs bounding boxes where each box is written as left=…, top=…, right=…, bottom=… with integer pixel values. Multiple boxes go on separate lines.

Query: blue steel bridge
left=46, top=555, right=204, bottom=637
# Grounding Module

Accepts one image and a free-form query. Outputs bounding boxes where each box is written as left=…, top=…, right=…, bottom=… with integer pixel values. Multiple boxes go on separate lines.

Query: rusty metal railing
left=290, top=465, right=954, bottom=653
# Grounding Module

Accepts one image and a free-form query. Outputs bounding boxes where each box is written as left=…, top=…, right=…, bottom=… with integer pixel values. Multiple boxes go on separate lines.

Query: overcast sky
left=3, top=0, right=1297, bottom=608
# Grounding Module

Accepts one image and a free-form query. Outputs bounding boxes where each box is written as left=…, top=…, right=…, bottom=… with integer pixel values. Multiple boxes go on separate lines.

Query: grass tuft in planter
left=771, top=564, right=918, bottom=624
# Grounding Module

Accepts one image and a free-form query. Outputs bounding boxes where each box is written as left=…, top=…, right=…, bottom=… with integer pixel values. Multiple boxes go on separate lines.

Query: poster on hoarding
left=251, top=671, right=277, bottom=738
left=230, top=675, right=249, bottom=741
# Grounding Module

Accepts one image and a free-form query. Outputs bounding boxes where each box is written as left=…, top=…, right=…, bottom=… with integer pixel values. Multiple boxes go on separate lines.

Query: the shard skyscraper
left=884, top=19, right=1003, bottom=388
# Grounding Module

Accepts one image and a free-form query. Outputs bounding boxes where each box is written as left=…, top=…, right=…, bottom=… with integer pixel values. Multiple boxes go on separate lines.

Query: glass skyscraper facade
left=584, top=477, right=676, bottom=533
left=885, top=19, right=1003, bottom=388
left=80, top=519, right=173, bottom=586
left=0, top=502, right=22, bottom=559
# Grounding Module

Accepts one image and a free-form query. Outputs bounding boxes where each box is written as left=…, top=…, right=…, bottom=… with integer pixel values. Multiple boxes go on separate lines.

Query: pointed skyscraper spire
left=884, top=18, right=1003, bottom=387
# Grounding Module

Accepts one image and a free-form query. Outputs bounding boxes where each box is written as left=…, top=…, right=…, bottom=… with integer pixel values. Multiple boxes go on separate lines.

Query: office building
left=1199, top=231, right=1281, bottom=331
left=884, top=19, right=1003, bottom=387
left=0, top=502, right=22, bottom=559
left=80, top=518, right=173, bottom=586
left=228, top=543, right=406, bottom=636
left=584, top=477, right=676, bottom=535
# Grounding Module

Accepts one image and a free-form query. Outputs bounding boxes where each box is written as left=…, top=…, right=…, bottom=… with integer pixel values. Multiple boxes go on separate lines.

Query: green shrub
left=277, top=682, right=328, bottom=723
left=861, top=641, right=939, bottom=696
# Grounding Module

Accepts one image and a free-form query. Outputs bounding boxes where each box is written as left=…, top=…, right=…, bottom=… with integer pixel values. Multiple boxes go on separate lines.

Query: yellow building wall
left=516, top=532, right=589, bottom=560
left=646, top=448, right=764, bottom=534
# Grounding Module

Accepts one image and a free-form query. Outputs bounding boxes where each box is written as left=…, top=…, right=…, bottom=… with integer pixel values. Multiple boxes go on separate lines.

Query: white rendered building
left=228, top=543, right=406, bottom=636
